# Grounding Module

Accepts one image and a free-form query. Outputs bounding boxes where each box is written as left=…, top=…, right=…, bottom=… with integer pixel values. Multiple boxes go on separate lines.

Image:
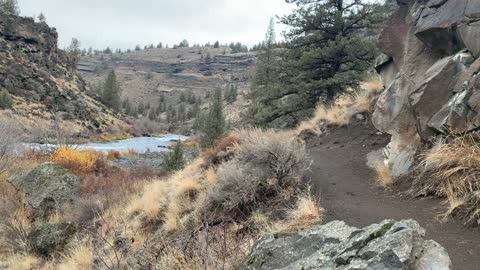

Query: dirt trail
left=307, top=121, right=480, bottom=270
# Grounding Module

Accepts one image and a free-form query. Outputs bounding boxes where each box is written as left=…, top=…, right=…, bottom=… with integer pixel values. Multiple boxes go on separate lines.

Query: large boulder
left=8, top=162, right=83, bottom=217
left=240, top=219, right=451, bottom=270
left=28, top=222, right=76, bottom=257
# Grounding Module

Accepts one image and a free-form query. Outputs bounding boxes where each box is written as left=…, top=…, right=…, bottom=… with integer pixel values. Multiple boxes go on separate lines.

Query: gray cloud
left=18, top=0, right=292, bottom=50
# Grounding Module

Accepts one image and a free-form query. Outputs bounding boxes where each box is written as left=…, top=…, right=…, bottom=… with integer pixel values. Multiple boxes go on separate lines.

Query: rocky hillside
left=0, top=14, right=125, bottom=137
left=79, top=47, right=256, bottom=125
left=373, top=0, right=480, bottom=176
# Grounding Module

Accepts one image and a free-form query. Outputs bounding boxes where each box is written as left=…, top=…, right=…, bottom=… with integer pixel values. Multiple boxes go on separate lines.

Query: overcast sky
left=17, top=0, right=293, bottom=50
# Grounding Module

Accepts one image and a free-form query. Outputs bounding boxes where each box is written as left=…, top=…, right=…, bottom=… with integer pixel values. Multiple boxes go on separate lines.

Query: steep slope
left=79, top=47, right=256, bottom=125
left=0, top=14, right=125, bottom=137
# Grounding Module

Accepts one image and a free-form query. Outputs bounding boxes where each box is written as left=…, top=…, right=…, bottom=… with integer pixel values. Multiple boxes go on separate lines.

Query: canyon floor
left=308, top=120, right=480, bottom=270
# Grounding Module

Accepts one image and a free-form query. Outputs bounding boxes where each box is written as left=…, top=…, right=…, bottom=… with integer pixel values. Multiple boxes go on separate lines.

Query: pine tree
left=0, top=89, right=13, bottom=109
left=161, top=142, right=186, bottom=173
left=244, top=2, right=386, bottom=128
left=123, top=98, right=132, bottom=115
left=177, top=103, right=186, bottom=122
left=224, top=83, right=238, bottom=104
left=101, top=70, right=122, bottom=110
left=200, top=88, right=225, bottom=148
left=66, top=38, right=81, bottom=68
left=137, top=101, right=145, bottom=115
left=157, top=42, right=163, bottom=49
left=135, top=45, right=141, bottom=51
left=179, top=92, right=186, bottom=103
left=148, top=109, right=157, bottom=121
left=0, top=0, right=19, bottom=15
left=243, top=18, right=281, bottom=126
left=213, top=41, right=220, bottom=48
left=37, top=12, right=46, bottom=23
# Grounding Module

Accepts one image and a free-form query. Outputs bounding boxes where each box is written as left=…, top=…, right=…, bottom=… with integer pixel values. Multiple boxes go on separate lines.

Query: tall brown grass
left=296, top=79, right=384, bottom=135
left=374, top=162, right=393, bottom=187
left=413, top=134, right=480, bottom=225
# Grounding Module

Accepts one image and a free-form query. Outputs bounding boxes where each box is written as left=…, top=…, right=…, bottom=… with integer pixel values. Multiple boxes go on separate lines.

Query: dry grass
left=0, top=207, right=31, bottom=255
left=374, top=162, right=393, bottom=187
left=296, top=79, right=384, bottom=135
left=2, top=254, right=43, bottom=270
left=412, top=134, right=480, bottom=225
left=1, top=128, right=316, bottom=269
left=280, top=192, right=324, bottom=233
left=57, top=239, right=93, bottom=270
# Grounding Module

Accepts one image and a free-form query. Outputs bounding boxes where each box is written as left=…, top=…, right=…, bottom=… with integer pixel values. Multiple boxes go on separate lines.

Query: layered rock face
left=241, top=219, right=451, bottom=270
left=373, top=0, right=480, bottom=176
left=0, top=14, right=124, bottom=134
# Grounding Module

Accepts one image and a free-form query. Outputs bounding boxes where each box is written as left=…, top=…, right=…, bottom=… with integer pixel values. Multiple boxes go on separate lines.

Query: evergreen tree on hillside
left=37, top=12, right=46, bottom=23
left=123, top=98, right=133, bottom=115
left=66, top=38, right=81, bottom=68
left=225, top=83, right=238, bottom=104
left=161, top=142, right=185, bottom=173
left=243, top=18, right=281, bottom=126
left=179, top=39, right=189, bottom=48
left=214, top=41, right=220, bottom=48
left=245, top=1, right=386, bottom=127
left=148, top=109, right=157, bottom=121
left=177, top=103, right=186, bottom=122
left=135, top=45, right=141, bottom=51
left=101, top=70, right=122, bottom=110
left=157, top=42, right=163, bottom=49
left=200, top=88, right=225, bottom=148
left=0, top=89, right=13, bottom=109
left=137, top=101, right=145, bottom=115
left=0, top=0, right=19, bottom=15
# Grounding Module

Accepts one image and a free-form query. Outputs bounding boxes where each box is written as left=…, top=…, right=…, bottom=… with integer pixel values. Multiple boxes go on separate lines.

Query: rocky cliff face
left=373, top=0, right=480, bottom=176
left=0, top=14, right=124, bottom=135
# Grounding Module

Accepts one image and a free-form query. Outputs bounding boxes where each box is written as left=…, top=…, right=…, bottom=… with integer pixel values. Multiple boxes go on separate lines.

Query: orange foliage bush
left=107, top=150, right=121, bottom=160
left=51, top=147, right=106, bottom=175
left=203, top=133, right=239, bottom=167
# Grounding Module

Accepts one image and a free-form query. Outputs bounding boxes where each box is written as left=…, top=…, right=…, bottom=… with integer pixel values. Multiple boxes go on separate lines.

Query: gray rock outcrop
left=8, top=162, right=83, bottom=217
left=373, top=0, right=480, bottom=176
left=28, top=222, right=76, bottom=257
left=241, top=220, right=451, bottom=270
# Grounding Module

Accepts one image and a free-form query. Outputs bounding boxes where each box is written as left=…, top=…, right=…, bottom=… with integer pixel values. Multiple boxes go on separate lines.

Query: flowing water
left=27, top=134, right=190, bottom=154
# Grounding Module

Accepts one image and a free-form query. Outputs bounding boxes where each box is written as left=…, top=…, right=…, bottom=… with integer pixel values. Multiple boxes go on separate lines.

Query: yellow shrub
left=51, top=147, right=98, bottom=175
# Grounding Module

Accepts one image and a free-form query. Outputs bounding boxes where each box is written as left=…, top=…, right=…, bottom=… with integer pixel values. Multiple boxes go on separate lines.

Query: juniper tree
left=177, top=104, right=187, bottom=122
left=245, top=1, right=387, bottom=127
left=66, top=38, right=81, bottom=68
left=200, top=88, right=225, bottom=148
left=0, top=89, right=13, bottom=109
left=37, top=12, right=46, bottom=23
left=0, top=0, right=19, bottom=15
left=101, top=70, right=122, bottom=110
left=225, top=83, right=238, bottom=104
left=243, top=18, right=282, bottom=126
left=161, top=142, right=186, bottom=173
